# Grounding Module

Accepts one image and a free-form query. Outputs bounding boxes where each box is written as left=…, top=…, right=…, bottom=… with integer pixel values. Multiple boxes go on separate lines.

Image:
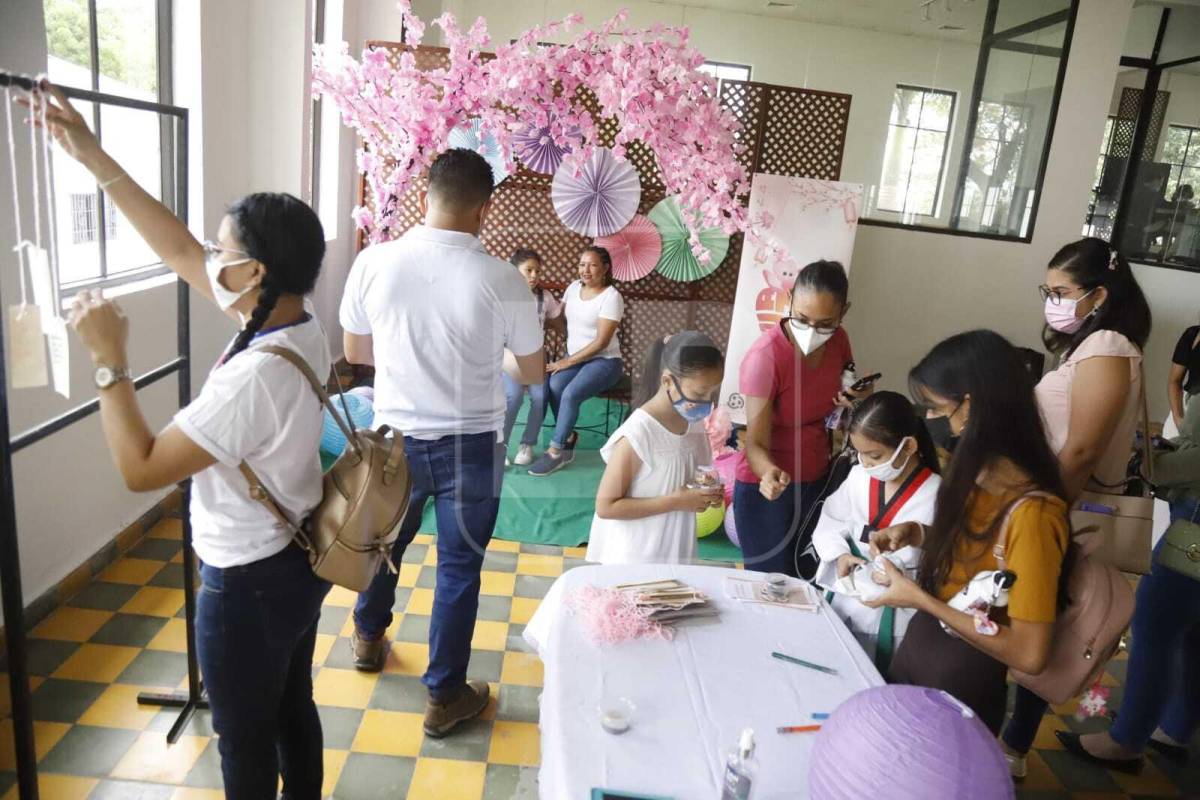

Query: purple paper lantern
left=810, top=686, right=1013, bottom=800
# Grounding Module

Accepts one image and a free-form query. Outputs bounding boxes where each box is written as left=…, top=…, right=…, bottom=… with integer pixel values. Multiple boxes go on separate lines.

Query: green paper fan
left=648, top=196, right=731, bottom=282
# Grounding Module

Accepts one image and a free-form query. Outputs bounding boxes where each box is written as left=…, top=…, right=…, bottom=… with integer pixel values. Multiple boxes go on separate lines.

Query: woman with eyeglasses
left=36, top=84, right=333, bottom=798
left=734, top=260, right=870, bottom=577
left=1000, top=238, right=1152, bottom=778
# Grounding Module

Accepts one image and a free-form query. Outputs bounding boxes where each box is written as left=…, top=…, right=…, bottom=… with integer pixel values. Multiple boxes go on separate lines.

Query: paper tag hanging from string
left=46, top=316, right=71, bottom=399
left=7, top=304, right=49, bottom=389
left=26, top=244, right=59, bottom=336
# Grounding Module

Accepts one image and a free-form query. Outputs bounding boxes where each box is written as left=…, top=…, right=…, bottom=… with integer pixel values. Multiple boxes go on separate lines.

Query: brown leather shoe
left=351, top=630, right=386, bottom=672
left=423, top=680, right=490, bottom=738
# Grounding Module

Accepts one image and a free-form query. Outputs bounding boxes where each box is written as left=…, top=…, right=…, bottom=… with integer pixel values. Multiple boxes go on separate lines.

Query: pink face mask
left=1043, top=288, right=1095, bottom=333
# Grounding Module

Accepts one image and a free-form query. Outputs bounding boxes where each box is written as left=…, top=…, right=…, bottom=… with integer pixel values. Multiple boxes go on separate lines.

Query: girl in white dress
left=587, top=332, right=725, bottom=564
left=812, top=391, right=941, bottom=669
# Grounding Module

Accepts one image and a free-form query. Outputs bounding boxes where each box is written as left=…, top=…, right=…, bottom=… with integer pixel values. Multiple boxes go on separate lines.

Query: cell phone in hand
left=849, top=372, right=882, bottom=393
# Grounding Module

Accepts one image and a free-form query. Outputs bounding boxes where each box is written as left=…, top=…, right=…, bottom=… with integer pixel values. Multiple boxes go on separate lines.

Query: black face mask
left=925, top=416, right=957, bottom=452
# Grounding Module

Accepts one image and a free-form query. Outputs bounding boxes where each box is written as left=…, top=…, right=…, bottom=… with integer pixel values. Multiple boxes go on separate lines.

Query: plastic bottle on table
left=719, top=728, right=758, bottom=800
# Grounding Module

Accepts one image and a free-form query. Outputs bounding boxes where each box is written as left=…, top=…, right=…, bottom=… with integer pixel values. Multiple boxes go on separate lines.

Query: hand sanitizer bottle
left=719, top=728, right=758, bottom=800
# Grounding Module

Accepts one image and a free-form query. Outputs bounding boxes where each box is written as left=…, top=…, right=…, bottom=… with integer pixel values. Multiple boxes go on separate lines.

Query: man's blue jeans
left=502, top=373, right=548, bottom=448
left=546, top=357, right=623, bottom=450
left=353, top=432, right=504, bottom=701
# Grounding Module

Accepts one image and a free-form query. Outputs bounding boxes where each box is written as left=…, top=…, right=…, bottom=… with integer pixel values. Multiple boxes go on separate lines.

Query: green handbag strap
left=823, top=536, right=896, bottom=673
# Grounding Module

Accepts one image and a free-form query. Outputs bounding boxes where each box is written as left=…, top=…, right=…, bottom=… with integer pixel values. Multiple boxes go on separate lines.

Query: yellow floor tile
left=1051, top=697, right=1080, bottom=716
left=351, top=710, right=425, bottom=757
left=51, top=643, right=140, bottom=683
left=563, top=546, right=587, bottom=558
left=407, top=757, right=486, bottom=800
left=509, top=597, right=541, bottom=626
left=170, top=790, right=224, bottom=800
left=120, top=587, right=185, bottom=618
left=413, top=533, right=435, bottom=546
left=2, top=773, right=98, bottom=800
left=324, top=585, right=359, bottom=608
left=170, top=551, right=184, bottom=564
left=1020, top=751, right=1064, bottom=792
left=312, top=668, right=378, bottom=709
left=322, top=749, right=349, bottom=798
left=0, top=720, right=71, bottom=769
left=147, top=517, right=182, bottom=540
left=516, top=554, right=563, bottom=577
left=1098, top=670, right=1120, bottom=688
left=385, top=642, right=430, bottom=677
left=146, top=618, right=188, bottom=653
left=471, top=621, right=509, bottom=652
left=31, top=607, right=113, bottom=642
left=487, top=539, right=521, bottom=553
left=480, top=682, right=500, bottom=722
left=500, top=651, right=544, bottom=687
left=1112, top=759, right=1180, bottom=796
left=423, top=547, right=438, bottom=566
left=1032, top=713, right=1069, bottom=750
left=480, top=571, right=516, bottom=597
left=487, top=720, right=541, bottom=766
left=406, top=587, right=435, bottom=616
left=313, top=633, right=336, bottom=666
left=111, top=732, right=209, bottom=784
left=98, top=558, right=164, bottom=585
left=397, top=562, right=421, bottom=589
left=77, top=684, right=160, bottom=730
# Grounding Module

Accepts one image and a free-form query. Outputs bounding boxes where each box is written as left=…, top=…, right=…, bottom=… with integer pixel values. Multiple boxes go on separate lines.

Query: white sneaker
left=505, top=456, right=511, bottom=467
left=514, top=444, right=535, bottom=466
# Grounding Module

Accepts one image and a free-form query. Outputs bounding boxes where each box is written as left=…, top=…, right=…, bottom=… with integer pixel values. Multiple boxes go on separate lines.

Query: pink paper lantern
left=810, top=686, right=1013, bottom=800
left=594, top=215, right=662, bottom=282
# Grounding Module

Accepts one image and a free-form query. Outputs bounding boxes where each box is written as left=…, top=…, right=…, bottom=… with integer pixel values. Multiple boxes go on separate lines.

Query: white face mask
left=787, top=319, right=834, bottom=356
left=205, top=252, right=254, bottom=312
left=861, top=438, right=913, bottom=482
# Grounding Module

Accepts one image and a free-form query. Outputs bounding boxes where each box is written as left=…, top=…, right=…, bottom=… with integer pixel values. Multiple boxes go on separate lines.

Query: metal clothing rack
left=0, top=70, right=202, bottom=800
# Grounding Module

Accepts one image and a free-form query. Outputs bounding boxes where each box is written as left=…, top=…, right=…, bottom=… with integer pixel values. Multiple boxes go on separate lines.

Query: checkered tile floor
left=0, top=516, right=1196, bottom=799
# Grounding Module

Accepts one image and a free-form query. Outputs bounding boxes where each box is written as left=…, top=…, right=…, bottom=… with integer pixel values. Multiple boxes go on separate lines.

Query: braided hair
left=222, top=193, right=325, bottom=360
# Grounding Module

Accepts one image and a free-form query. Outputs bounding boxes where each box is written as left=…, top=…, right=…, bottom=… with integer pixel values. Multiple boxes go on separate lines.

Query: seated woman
left=865, top=330, right=1070, bottom=735
left=812, top=391, right=941, bottom=670
left=529, top=246, right=625, bottom=476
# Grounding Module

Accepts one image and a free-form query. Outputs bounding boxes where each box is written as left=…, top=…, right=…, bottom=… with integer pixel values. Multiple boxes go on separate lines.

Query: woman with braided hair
left=36, top=82, right=332, bottom=799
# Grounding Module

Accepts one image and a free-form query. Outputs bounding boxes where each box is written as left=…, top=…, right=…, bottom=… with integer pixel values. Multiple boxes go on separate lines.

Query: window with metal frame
left=877, top=85, right=956, bottom=217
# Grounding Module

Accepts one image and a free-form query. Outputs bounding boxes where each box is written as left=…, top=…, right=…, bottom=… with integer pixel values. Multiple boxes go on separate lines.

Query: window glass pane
left=1157, top=4, right=1200, bottom=65
left=993, top=0, right=1069, bottom=35
left=52, top=100, right=103, bottom=285
left=96, top=0, right=158, bottom=97
left=1122, top=4, right=1163, bottom=60
left=877, top=124, right=917, bottom=212
left=909, top=129, right=947, bottom=214
left=98, top=103, right=164, bottom=276
left=919, top=92, right=953, bottom=132
left=44, top=0, right=93, bottom=86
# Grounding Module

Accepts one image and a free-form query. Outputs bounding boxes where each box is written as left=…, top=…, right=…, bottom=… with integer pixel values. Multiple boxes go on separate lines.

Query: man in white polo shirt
left=339, top=148, right=544, bottom=737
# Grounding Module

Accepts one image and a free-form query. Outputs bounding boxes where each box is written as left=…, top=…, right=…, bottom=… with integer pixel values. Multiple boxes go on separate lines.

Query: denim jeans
left=733, top=477, right=828, bottom=577
left=353, top=432, right=504, bottom=701
left=546, top=357, right=623, bottom=450
left=196, top=544, right=331, bottom=800
left=502, top=373, right=548, bottom=448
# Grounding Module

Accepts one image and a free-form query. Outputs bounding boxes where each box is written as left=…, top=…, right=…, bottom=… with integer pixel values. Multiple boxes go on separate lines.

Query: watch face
left=95, top=367, right=114, bottom=387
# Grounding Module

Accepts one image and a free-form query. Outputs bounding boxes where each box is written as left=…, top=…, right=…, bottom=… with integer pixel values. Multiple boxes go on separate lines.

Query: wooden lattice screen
left=355, top=42, right=851, bottom=378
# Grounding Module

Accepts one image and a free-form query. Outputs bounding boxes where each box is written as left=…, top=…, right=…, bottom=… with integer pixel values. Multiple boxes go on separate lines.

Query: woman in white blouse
left=528, top=246, right=625, bottom=476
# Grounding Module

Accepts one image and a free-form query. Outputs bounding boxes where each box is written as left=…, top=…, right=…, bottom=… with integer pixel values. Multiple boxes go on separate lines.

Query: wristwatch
left=94, top=364, right=131, bottom=390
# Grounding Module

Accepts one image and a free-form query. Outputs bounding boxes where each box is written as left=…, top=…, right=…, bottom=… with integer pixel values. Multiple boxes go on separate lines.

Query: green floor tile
left=514, top=576, right=555, bottom=599
left=367, top=674, right=428, bottom=713
left=24, top=638, right=80, bottom=676
left=333, top=753, right=415, bottom=800
left=496, top=684, right=541, bottom=723
left=395, top=614, right=431, bottom=644
left=477, top=595, right=513, bottom=622
left=415, top=567, right=437, bottom=590
left=466, top=650, right=504, bottom=683
left=68, top=582, right=141, bottom=612
left=482, top=763, right=539, bottom=800
left=182, top=739, right=224, bottom=789
left=482, top=551, right=519, bottom=572
left=390, top=586, right=413, bottom=612
left=317, top=706, right=365, bottom=751
left=317, top=606, right=351, bottom=636
left=32, top=678, right=108, bottom=723
left=90, top=614, right=170, bottom=648
left=88, top=779, right=175, bottom=799
left=146, top=564, right=186, bottom=590
left=563, top=557, right=588, bottom=571
left=127, top=538, right=182, bottom=562
left=39, top=725, right=138, bottom=777
left=518, top=543, right=561, bottom=556
left=400, top=544, right=428, bottom=566
left=418, top=717, right=493, bottom=762
left=1039, top=749, right=1122, bottom=792
left=145, top=706, right=214, bottom=737
left=115, top=650, right=189, bottom=688
left=322, top=639, right=363, bottom=672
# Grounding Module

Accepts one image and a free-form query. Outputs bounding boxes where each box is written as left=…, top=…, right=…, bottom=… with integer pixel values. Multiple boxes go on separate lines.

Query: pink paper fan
left=513, top=121, right=578, bottom=175
left=551, top=147, right=641, bottom=238
left=594, top=215, right=661, bottom=282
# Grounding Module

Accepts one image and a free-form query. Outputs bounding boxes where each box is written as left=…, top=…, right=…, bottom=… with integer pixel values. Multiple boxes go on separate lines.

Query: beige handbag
left=239, top=346, right=412, bottom=592
left=1069, top=367, right=1154, bottom=575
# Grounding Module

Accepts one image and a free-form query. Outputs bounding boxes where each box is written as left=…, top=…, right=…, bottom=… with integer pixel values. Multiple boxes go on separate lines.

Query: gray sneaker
left=351, top=630, right=386, bottom=672
left=424, top=680, right=490, bottom=738
left=562, top=431, right=579, bottom=464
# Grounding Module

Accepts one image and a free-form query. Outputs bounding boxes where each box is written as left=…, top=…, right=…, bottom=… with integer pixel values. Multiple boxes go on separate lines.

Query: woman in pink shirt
left=735, top=260, right=864, bottom=577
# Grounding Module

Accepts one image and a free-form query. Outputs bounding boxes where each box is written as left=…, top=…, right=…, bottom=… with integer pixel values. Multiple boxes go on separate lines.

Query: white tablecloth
left=524, top=564, right=885, bottom=800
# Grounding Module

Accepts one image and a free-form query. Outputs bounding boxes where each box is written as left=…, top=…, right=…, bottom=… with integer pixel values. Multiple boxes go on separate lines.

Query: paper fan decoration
left=513, top=120, right=579, bottom=175
left=594, top=215, right=662, bottom=282
left=448, top=118, right=510, bottom=186
left=551, top=147, right=641, bottom=238
left=648, top=196, right=731, bottom=282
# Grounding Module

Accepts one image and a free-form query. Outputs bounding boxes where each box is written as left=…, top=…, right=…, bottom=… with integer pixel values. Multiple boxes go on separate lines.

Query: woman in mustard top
left=865, top=330, right=1071, bottom=734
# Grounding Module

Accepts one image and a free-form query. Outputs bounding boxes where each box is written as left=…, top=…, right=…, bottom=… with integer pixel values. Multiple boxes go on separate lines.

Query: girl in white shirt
left=502, top=249, right=563, bottom=466
left=587, top=332, right=725, bottom=564
left=812, top=391, right=941, bottom=670
left=43, top=85, right=332, bottom=799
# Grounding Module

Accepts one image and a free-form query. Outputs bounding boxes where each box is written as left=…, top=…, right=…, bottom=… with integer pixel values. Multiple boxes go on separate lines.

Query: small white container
left=598, top=696, right=636, bottom=734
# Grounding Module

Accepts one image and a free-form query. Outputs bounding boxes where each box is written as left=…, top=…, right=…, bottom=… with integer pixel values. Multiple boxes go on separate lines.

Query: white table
left=524, top=564, right=885, bottom=800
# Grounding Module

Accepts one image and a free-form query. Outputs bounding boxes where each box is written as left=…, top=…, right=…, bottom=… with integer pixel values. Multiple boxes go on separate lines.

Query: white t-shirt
left=563, top=280, right=624, bottom=360
left=340, top=226, right=543, bottom=439
left=174, top=315, right=331, bottom=568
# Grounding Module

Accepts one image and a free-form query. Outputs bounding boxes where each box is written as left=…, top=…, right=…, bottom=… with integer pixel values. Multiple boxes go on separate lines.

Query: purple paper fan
left=551, top=147, right=641, bottom=238
left=513, top=121, right=577, bottom=175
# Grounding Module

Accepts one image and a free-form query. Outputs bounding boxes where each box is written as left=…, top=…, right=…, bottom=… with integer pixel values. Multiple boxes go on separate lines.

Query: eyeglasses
left=780, top=316, right=839, bottom=336
left=669, top=376, right=716, bottom=406
left=1038, top=285, right=1094, bottom=306
left=202, top=240, right=253, bottom=269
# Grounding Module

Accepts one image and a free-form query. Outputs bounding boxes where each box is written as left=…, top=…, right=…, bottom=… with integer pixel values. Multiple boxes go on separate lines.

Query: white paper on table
left=7, top=305, right=49, bottom=388
left=46, top=316, right=70, bottom=398
left=723, top=575, right=819, bottom=610
left=26, top=245, right=60, bottom=336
